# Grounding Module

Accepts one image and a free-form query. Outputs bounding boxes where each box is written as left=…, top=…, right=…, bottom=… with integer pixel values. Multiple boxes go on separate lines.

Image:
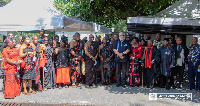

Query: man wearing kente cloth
left=99, top=37, right=114, bottom=86
left=158, top=38, right=175, bottom=90
left=84, top=34, right=98, bottom=88
left=30, top=35, right=44, bottom=92
left=70, top=32, right=83, bottom=88
left=144, top=40, right=158, bottom=89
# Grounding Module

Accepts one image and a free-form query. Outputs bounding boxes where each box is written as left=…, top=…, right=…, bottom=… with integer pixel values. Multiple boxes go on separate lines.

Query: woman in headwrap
left=54, top=38, right=70, bottom=88
left=42, top=37, right=56, bottom=90
left=2, top=38, right=21, bottom=99
left=19, top=35, right=36, bottom=95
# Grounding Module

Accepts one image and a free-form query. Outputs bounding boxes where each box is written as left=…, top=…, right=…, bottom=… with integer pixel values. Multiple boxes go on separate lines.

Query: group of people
left=1, top=30, right=200, bottom=99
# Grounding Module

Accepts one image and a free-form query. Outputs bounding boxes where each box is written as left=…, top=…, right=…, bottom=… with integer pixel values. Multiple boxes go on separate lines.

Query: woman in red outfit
left=2, top=38, right=21, bottom=99
left=128, top=37, right=142, bottom=86
left=19, top=36, right=36, bottom=95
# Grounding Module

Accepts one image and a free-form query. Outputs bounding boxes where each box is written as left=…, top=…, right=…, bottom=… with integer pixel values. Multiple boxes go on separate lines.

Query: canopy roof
left=127, top=0, right=200, bottom=35
left=156, top=0, right=200, bottom=19
left=0, top=0, right=111, bottom=34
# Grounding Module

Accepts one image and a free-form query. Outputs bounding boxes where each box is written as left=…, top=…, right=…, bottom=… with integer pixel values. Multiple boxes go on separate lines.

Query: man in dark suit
left=172, top=37, right=188, bottom=89
left=113, top=32, right=130, bottom=88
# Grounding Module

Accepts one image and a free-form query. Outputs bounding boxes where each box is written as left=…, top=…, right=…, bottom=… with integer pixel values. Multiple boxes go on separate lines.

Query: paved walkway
left=0, top=79, right=199, bottom=106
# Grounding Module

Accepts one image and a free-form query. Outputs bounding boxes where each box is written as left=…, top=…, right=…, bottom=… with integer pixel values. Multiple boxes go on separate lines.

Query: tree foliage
left=0, top=0, right=11, bottom=7
left=54, top=0, right=178, bottom=28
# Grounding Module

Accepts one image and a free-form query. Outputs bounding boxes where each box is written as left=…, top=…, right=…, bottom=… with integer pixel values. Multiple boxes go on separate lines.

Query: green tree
left=54, top=0, right=178, bottom=29
left=0, top=0, right=11, bottom=7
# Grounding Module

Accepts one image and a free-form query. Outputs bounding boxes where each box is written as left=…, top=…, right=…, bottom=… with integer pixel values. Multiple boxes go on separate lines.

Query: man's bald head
left=32, top=35, right=38, bottom=39
left=156, top=33, right=161, bottom=41
left=193, top=37, right=198, bottom=42
left=32, top=35, right=38, bottom=45
left=89, top=34, right=94, bottom=42
left=8, top=33, right=13, bottom=39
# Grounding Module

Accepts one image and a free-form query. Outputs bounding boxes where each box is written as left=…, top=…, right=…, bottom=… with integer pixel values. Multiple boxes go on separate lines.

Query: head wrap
left=54, top=35, right=59, bottom=39
left=60, top=35, right=68, bottom=47
left=74, top=32, right=80, bottom=36
left=61, top=35, right=68, bottom=42
left=21, top=35, right=29, bottom=42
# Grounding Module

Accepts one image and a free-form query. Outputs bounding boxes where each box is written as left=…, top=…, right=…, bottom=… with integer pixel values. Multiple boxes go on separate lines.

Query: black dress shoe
left=130, top=85, right=135, bottom=87
left=166, top=85, right=170, bottom=90
left=116, top=84, right=120, bottom=87
left=122, top=85, right=126, bottom=88
left=173, top=85, right=176, bottom=89
left=160, top=85, right=165, bottom=88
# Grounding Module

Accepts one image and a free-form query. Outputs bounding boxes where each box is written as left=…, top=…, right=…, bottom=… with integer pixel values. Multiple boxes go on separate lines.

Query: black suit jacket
left=172, top=44, right=189, bottom=66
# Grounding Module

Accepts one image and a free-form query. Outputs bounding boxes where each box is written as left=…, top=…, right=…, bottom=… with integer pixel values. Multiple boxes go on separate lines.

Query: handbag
left=14, top=72, right=21, bottom=79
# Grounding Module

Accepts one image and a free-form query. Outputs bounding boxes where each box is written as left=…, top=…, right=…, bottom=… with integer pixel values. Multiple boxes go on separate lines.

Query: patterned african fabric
left=128, top=44, right=142, bottom=86
left=99, top=43, right=114, bottom=84
left=188, top=44, right=200, bottom=63
left=70, top=41, right=83, bottom=84
left=85, top=42, right=98, bottom=86
left=158, top=46, right=175, bottom=77
left=2, top=47, right=21, bottom=98
left=22, top=45, right=36, bottom=80
left=43, top=45, right=55, bottom=88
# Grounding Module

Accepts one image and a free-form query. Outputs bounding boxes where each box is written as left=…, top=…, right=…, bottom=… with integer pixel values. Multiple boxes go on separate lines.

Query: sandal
left=72, top=85, right=77, bottom=88
left=28, top=90, right=37, bottom=94
left=23, top=92, right=31, bottom=95
left=78, top=83, right=82, bottom=87
left=108, top=85, right=112, bottom=87
left=43, top=88, right=48, bottom=91
left=65, top=86, right=69, bottom=88
left=59, top=86, right=63, bottom=89
left=85, top=85, right=90, bottom=88
left=98, top=84, right=102, bottom=86
left=92, top=84, right=97, bottom=87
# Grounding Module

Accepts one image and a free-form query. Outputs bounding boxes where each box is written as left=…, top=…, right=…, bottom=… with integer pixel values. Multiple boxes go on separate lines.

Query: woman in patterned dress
left=128, top=37, right=142, bottom=86
left=54, top=39, right=70, bottom=88
left=43, top=37, right=55, bottom=90
left=2, top=39, right=21, bottom=99
left=19, top=35, right=36, bottom=95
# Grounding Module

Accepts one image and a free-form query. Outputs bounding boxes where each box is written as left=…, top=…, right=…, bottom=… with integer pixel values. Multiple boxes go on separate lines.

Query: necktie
left=178, top=46, right=181, bottom=51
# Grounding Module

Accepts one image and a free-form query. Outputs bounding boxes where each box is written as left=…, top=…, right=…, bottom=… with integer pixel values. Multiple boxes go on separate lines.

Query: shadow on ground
left=103, top=82, right=200, bottom=103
